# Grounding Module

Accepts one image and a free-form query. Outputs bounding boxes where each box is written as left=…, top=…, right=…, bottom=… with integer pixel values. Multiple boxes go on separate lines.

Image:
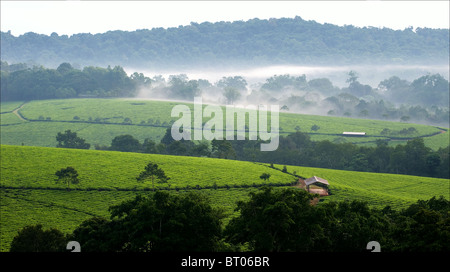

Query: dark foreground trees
left=224, top=187, right=321, bottom=251
left=9, top=224, right=67, bottom=252
left=70, top=191, right=225, bottom=252
left=224, top=187, right=449, bottom=252
left=10, top=188, right=449, bottom=252
left=224, top=187, right=389, bottom=252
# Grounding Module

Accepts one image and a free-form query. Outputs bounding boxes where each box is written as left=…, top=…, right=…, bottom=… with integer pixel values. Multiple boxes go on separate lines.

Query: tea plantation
left=1, top=144, right=448, bottom=251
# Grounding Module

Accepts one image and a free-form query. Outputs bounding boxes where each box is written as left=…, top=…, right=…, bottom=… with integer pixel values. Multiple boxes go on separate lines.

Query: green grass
left=0, top=120, right=168, bottom=147
left=0, top=101, right=24, bottom=113
left=0, top=145, right=294, bottom=190
left=279, top=110, right=441, bottom=136
left=278, top=164, right=449, bottom=210
left=19, top=98, right=178, bottom=125
left=308, top=134, right=389, bottom=144
left=1, top=122, right=91, bottom=147
left=0, top=112, right=25, bottom=125
left=423, top=130, right=450, bottom=150
left=1, top=98, right=446, bottom=149
left=1, top=144, right=448, bottom=251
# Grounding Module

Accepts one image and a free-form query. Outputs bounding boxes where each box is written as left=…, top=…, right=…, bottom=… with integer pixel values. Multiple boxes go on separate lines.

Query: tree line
left=0, top=62, right=148, bottom=101
left=9, top=187, right=449, bottom=252
left=57, top=129, right=449, bottom=179
left=1, top=16, right=448, bottom=68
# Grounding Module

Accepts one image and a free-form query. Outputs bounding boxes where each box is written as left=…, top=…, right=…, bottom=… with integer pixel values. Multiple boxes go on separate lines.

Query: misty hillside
left=1, top=16, right=449, bottom=69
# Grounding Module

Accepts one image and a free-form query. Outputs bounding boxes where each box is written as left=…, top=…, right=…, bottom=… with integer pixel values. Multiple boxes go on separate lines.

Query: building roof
left=343, top=132, right=366, bottom=135
left=304, top=176, right=329, bottom=186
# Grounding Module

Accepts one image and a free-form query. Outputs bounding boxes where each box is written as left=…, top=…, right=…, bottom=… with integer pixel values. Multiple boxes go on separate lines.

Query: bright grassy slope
left=0, top=120, right=168, bottom=147
left=19, top=98, right=442, bottom=135
left=0, top=112, right=25, bottom=125
left=279, top=164, right=449, bottom=210
left=2, top=98, right=445, bottom=149
left=0, top=101, right=24, bottom=113
left=0, top=145, right=294, bottom=190
left=423, top=131, right=450, bottom=150
left=1, top=144, right=285, bottom=251
left=1, top=145, right=449, bottom=251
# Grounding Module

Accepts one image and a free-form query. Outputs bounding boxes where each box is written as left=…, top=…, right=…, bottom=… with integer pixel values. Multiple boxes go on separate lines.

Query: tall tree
left=110, top=134, right=141, bottom=152
left=136, top=162, right=170, bottom=191
left=168, top=74, right=201, bottom=100
left=56, top=130, right=90, bottom=149
left=55, top=166, right=79, bottom=191
left=404, top=138, right=430, bottom=176
left=216, top=76, right=248, bottom=91
left=223, top=87, right=241, bottom=104
left=211, top=139, right=236, bottom=159
left=410, top=74, right=449, bottom=107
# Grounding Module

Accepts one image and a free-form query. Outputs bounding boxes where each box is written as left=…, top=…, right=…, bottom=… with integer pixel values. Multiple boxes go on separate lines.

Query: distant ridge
left=1, top=16, right=449, bottom=69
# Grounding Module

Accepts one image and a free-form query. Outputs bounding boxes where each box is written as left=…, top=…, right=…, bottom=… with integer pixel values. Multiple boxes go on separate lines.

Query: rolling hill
left=1, top=144, right=448, bottom=251
left=1, top=98, right=448, bottom=150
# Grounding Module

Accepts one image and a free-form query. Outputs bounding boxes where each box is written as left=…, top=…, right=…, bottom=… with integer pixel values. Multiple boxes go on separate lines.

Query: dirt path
left=11, top=103, right=28, bottom=122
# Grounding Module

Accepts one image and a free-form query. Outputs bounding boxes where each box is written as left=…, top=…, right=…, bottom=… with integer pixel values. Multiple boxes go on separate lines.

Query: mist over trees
left=1, top=61, right=449, bottom=126
left=1, top=17, right=449, bottom=69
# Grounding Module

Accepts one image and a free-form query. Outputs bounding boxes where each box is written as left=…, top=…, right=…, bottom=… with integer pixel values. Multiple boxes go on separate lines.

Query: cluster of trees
left=94, top=129, right=236, bottom=160
left=56, top=130, right=90, bottom=149
left=2, top=17, right=448, bottom=68
left=9, top=187, right=449, bottom=252
left=231, top=132, right=450, bottom=179
left=377, top=73, right=449, bottom=108
left=139, top=73, right=250, bottom=105
left=0, top=62, right=149, bottom=101
left=268, top=72, right=449, bottom=125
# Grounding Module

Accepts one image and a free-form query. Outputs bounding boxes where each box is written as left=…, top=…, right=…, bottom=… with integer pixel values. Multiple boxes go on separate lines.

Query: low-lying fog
left=125, top=64, right=450, bottom=127
left=127, top=64, right=449, bottom=89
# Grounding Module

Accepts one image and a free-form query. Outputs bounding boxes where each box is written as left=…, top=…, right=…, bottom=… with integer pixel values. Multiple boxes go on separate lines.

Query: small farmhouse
left=299, top=176, right=330, bottom=196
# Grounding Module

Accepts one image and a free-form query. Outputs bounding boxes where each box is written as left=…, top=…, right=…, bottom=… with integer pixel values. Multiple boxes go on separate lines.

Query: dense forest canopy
left=1, top=16, right=449, bottom=69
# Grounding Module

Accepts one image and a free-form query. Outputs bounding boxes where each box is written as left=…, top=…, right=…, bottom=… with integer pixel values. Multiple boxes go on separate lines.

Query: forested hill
left=1, top=16, right=449, bottom=69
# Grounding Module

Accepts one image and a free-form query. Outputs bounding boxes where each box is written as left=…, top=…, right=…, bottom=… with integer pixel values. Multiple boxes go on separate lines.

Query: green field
left=276, top=164, right=449, bottom=209
left=0, top=98, right=449, bottom=251
left=1, top=145, right=294, bottom=190
left=1, top=98, right=448, bottom=149
left=0, top=101, right=25, bottom=113
left=1, top=144, right=448, bottom=251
